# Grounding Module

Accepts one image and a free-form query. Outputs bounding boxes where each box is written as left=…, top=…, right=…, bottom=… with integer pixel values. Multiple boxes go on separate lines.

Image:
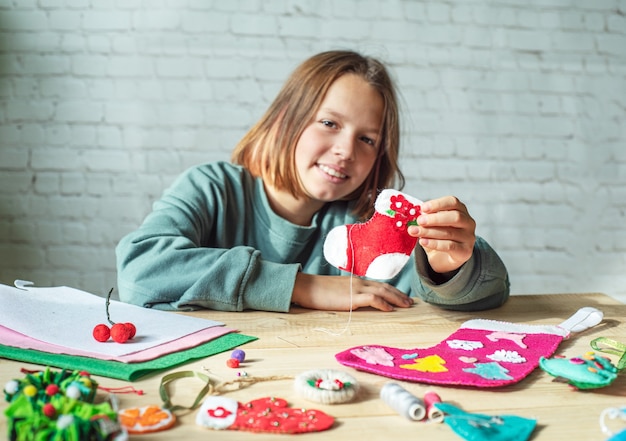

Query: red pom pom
left=226, top=358, right=240, bottom=368
left=124, top=322, right=137, bottom=339
left=43, top=403, right=56, bottom=418
left=110, top=323, right=132, bottom=343
left=92, top=324, right=110, bottom=342
left=45, top=384, right=59, bottom=396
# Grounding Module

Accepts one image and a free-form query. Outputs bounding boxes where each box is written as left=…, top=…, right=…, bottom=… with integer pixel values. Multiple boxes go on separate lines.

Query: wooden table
left=2, top=293, right=625, bottom=440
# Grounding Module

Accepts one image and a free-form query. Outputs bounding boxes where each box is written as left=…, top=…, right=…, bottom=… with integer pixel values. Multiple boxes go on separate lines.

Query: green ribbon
left=590, top=337, right=626, bottom=370
left=159, top=371, right=212, bottom=413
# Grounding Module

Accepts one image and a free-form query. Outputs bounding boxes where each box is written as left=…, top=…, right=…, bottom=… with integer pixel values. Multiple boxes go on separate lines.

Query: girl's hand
left=407, top=195, right=476, bottom=276
left=291, top=273, right=413, bottom=312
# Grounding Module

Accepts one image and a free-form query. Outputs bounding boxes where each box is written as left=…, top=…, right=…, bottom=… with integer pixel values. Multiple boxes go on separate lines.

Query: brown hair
left=231, top=50, right=404, bottom=219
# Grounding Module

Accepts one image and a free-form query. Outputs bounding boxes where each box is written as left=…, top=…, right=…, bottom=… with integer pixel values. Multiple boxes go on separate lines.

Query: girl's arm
left=115, top=164, right=298, bottom=312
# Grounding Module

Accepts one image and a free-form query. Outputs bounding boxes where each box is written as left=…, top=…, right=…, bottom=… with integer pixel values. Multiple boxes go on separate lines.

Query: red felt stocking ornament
left=324, top=189, right=423, bottom=279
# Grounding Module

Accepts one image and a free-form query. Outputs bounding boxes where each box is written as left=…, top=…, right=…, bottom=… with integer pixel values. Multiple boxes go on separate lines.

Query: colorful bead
left=57, top=415, right=75, bottom=430
left=92, top=324, right=111, bottom=342
left=231, top=349, right=246, bottom=362
left=110, top=323, right=133, bottom=343
left=124, top=322, right=137, bottom=339
left=42, top=403, right=56, bottom=418
left=4, top=380, right=19, bottom=395
left=45, top=384, right=60, bottom=396
left=66, top=384, right=81, bottom=399
left=23, top=385, right=37, bottom=397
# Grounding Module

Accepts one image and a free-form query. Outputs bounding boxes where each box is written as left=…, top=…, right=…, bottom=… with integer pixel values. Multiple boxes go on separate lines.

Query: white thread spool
left=380, top=383, right=425, bottom=421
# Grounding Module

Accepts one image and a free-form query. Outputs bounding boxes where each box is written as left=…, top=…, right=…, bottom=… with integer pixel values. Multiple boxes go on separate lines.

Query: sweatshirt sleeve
left=115, top=165, right=298, bottom=313
left=409, top=236, right=510, bottom=311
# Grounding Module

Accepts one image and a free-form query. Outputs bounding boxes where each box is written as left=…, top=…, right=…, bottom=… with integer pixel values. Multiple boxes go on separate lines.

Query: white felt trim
left=195, top=396, right=238, bottom=430
left=460, top=319, right=570, bottom=337
left=374, top=189, right=424, bottom=218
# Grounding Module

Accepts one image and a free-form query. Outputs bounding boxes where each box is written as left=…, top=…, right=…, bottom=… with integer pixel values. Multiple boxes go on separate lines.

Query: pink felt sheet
left=0, top=324, right=234, bottom=363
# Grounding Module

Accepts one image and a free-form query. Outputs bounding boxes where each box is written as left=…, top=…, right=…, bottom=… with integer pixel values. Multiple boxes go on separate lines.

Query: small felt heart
left=402, top=353, right=418, bottom=360
left=459, top=356, right=477, bottom=363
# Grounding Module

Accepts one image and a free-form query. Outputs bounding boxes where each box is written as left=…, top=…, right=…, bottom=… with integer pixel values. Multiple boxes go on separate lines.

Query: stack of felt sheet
left=0, top=281, right=256, bottom=381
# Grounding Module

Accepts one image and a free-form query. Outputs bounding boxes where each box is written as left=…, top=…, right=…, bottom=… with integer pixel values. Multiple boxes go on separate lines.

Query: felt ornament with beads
left=294, top=369, right=359, bottom=404
left=3, top=367, right=125, bottom=440
left=324, top=189, right=423, bottom=279
left=335, top=307, right=603, bottom=388
left=538, top=337, right=625, bottom=390
left=196, top=396, right=334, bottom=434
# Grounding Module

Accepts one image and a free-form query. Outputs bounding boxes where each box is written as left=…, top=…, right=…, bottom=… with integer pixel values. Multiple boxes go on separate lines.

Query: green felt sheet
left=0, top=333, right=257, bottom=382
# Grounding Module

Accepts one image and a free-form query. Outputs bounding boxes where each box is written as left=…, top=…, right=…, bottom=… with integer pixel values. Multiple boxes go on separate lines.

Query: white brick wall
left=1, top=1, right=625, bottom=303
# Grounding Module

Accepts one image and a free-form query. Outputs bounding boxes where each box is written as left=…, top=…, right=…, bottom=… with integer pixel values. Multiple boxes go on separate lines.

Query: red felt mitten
left=196, top=396, right=334, bottom=434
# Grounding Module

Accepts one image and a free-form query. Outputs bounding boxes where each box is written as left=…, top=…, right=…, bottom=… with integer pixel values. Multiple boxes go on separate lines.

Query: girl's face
left=294, top=73, right=383, bottom=205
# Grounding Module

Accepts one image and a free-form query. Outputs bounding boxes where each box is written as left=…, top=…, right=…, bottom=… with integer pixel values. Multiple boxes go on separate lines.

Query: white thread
left=276, top=336, right=300, bottom=347
left=380, top=382, right=426, bottom=421
left=314, top=224, right=358, bottom=336
left=599, top=406, right=626, bottom=437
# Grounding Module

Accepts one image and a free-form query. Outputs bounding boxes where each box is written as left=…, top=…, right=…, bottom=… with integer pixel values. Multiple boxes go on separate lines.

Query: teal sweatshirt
left=116, top=162, right=509, bottom=312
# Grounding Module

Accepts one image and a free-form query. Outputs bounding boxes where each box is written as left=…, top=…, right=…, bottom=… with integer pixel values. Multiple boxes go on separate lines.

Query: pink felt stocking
left=335, top=307, right=603, bottom=388
left=323, top=189, right=423, bottom=279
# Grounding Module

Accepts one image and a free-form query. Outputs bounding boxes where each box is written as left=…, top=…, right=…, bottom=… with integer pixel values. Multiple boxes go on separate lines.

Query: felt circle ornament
left=294, top=369, right=359, bottom=404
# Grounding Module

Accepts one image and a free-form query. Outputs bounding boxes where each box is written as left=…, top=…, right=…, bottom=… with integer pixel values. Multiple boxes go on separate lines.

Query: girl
left=116, top=50, right=509, bottom=313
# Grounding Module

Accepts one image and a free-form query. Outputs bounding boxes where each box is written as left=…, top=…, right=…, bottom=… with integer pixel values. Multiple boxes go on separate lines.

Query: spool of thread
left=380, top=383, right=425, bottom=421
left=423, top=391, right=444, bottom=423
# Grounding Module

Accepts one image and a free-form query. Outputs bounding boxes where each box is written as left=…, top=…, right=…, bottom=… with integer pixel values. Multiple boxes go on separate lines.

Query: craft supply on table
left=423, top=390, right=444, bottom=423
left=231, top=349, right=246, bottom=362
left=336, top=306, right=603, bottom=388
left=380, top=382, right=425, bottom=421
left=600, top=406, right=626, bottom=440
left=92, top=288, right=137, bottom=344
left=118, top=405, right=176, bottom=434
left=195, top=396, right=334, bottom=434
left=592, top=337, right=626, bottom=370
left=144, top=369, right=337, bottom=434
left=539, top=337, right=625, bottom=390
left=0, top=332, right=256, bottom=382
left=0, top=280, right=257, bottom=381
left=294, top=369, right=359, bottom=404
left=434, top=402, right=536, bottom=441
left=539, top=351, right=618, bottom=390
left=1, top=281, right=224, bottom=358
left=3, top=367, right=126, bottom=440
